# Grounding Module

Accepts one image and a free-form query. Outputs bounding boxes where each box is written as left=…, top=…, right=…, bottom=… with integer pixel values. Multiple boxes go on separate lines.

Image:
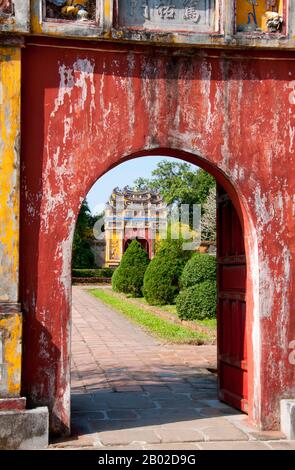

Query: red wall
left=20, top=38, right=295, bottom=435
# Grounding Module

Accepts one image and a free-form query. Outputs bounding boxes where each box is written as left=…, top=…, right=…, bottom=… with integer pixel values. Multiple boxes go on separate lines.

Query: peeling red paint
left=0, top=397, right=26, bottom=411
left=20, top=38, right=295, bottom=435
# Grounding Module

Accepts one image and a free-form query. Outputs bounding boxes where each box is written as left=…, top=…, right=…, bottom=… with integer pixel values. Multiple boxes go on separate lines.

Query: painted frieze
left=45, top=0, right=97, bottom=21
left=236, top=0, right=284, bottom=33
left=0, top=0, right=13, bottom=16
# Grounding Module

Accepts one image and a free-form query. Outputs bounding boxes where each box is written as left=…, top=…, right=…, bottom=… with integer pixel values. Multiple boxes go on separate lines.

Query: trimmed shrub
left=98, top=267, right=116, bottom=278
left=72, top=268, right=114, bottom=278
left=112, top=240, right=149, bottom=297
left=176, top=280, right=216, bottom=320
left=180, top=253, right=216, bottom=289
left=143, top=239, right=190, bottom=306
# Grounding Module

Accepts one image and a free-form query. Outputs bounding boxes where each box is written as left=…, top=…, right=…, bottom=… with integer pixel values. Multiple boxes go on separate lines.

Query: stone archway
left=19, top=39, right=295, bottom=435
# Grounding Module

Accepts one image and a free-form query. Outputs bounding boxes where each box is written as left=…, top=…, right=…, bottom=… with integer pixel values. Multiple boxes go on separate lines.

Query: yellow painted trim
left=0, top=48, right=21, bottom=303
left=0, top=313, right=22, bottom=396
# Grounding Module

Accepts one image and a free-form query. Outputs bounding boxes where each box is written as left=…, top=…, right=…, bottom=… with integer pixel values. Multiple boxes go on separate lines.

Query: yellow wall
left=0, top=311, right=22, bottom=396
left=236, top=0, right=283, bottom=31
left=0, top=48, right=21, bottom=303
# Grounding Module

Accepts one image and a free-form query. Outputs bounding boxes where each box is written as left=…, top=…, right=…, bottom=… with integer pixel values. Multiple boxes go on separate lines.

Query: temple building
left=104, top=188, right=168, bottom=267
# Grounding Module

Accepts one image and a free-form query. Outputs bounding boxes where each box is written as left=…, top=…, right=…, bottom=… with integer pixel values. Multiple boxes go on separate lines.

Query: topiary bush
left=143, top=239, right=191, bottom=306
left=180, top=253, right=216, bottom=289
left=176, top=280, right=216, bottom=320
left=98, top=267, right=116, bottom=278
left=112, top=240, right=149, bottom=297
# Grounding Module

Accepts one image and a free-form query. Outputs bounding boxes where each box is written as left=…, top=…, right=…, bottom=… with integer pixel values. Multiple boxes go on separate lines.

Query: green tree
left=194, top=169, right=216, bottom=206
left=112, top=240, right=149, bottom=297
left=133, top=161, right=215, bottom=207
left=143, top=238, right=191, bottom=305
left=72, top=200, right=95, bottom=269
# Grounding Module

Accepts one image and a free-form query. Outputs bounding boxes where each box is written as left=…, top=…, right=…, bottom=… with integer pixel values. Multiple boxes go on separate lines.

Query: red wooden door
left=217, top=185, right=248, bottom=413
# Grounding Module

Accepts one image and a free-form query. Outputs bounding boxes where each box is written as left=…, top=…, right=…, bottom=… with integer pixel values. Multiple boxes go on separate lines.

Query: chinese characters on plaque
left=119, top=0, right=216, bottom=32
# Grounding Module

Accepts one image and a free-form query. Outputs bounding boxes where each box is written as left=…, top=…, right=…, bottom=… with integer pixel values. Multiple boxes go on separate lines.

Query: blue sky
left=87, top=155, right=197, bottom=214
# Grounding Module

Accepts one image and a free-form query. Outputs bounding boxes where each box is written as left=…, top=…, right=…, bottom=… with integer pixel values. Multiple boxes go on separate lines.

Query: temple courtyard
left=50, top=287, right=295, bottom=450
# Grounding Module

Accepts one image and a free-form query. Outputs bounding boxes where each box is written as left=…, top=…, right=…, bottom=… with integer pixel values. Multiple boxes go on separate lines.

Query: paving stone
left=191, top=383, right=217, bottom=390
left=71, top=387, right=86, bottom=395
left=166, top=383, right=195, bottom=393
left=148, top=392, right=191, bottom=402
left=71, top=394, right=98, bottom=412
left=115, top=385, right=143, bottom=392
left=72, top=410, right=106, bottom=420
left=142, top=385, right=171, bottom=393
left=198, top=441, right=269, bottom=450
left=192, top=418, right=249, bottom=441
left=154, top=397, right=198, bottom=409
left=144, top=443, right=200, bottom=450
left=155, top=429, right=204, bottom=443
left=104, top=393, right=157, bottom=410
left=197, top=407, right=226, bottom=418
left=106, top=410, right=139, bottom=420
left=99, top=444, right=145, bottom=450
left=160, top=419, right=209, bottom=431
left=85, top=385, right=113, bottom=393
left=98, top=429, right=161, bottom=446
left=248, top=430, right=286, bottom=441
left=199, top=399, right=237, bottom=411
left=265, top=440, right=295, bottom=450
left=96, top=419, right=165, bottom=432
left=138, top=408, right=202, bottom=423
left=190, top=392, right=217, bottom=400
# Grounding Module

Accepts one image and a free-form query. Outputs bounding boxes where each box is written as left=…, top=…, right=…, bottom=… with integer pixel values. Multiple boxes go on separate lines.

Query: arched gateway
left=104, top=187, right=166, bottom=265
left=0, top=1, right=294, bottom=442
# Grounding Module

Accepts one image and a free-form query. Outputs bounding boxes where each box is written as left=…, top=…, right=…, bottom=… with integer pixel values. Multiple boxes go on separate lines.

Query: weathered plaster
left=20, top=41, right=295, bottom=435
left=0, top=47, right=20, bottom=303
left=0, top=309, right=22, bottom=397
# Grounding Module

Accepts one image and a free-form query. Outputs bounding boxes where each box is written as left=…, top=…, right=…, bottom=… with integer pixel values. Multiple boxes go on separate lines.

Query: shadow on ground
left=69, top=367, right=241, bottom=436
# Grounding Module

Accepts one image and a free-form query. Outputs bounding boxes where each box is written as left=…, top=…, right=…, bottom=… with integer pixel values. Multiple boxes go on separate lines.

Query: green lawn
left=135, top=297, right=216, bottom=330
left=89, top=288, right=210, bottom=345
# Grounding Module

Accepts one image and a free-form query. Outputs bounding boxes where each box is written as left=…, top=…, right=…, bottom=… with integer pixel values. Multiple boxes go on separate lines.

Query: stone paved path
left=50, top=287, right=295, bottom=450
